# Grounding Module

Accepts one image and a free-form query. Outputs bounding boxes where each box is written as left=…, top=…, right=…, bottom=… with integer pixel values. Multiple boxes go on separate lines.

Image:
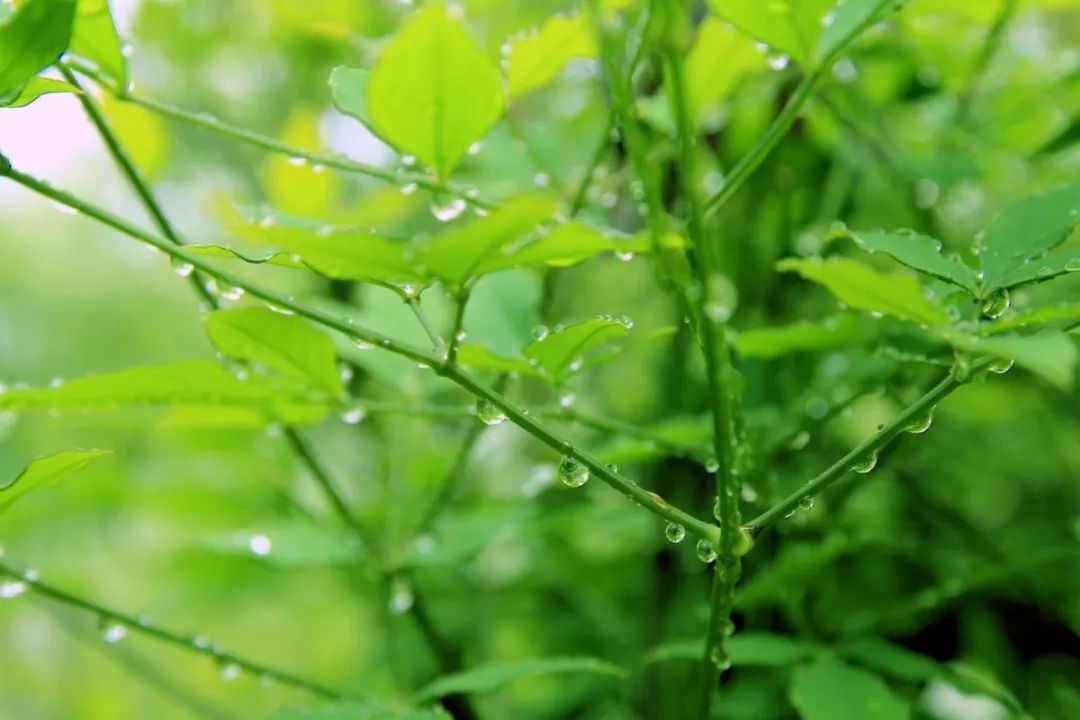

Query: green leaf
left=0, top=0, right=76, bottom=95
left=686, top=17, right=766, bottom=124
left=0, top=76, right=79, bottom=108
left=955, top=332, right=1078, bottom=390
left=982, top=302, right=1080, bottom=334
left=267, top=703, right=450, bottom=720
left=817, top=0, right=886, bottom=60
left=523, top=317, right=630, bottom=381
left=644, top=633, right=819, bottom=666
left=790, top=658, right=909, bottom=720
left=476, top=223, right=675, bottom=275
left=707, top=0, right=833, bottom=67
left=417, top=191, right=561, bottom=286
left=837, top=639, right=942, bottom=682
left=455, top=343, right=536, bottom=375
left=504, top=11, right=596, bottom=100
left=734, top=315, right=861, bottom=358
left=205, top=522, right=363, bottom=567
left=366, top=4, right=504, bottom=178
left=70, top=0, right=126, bottom=86
left=979, top=182, right=1080, bottom=292
left=205, top=308, right=342, bottom=397
left=777, top=257, right=950, bottom=326
left=850, top=231, right=980, bottom=295
left=413, top=657, right=626, bottom=702
left=987, top=246, right=1080, bottom=290
left=1, top=449, right=110, bottom=511
left=0, top=360, right=328, bottom=424
left=328, top=65, right=369, bottom=125
left=185, top=244, right=306, bottom=270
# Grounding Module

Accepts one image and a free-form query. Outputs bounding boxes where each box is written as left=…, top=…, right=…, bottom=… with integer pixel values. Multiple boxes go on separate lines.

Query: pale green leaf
left=790, top=658, right=909, bottom=720
left=707, top=0, right=833, bottom=67
left=504, top=11, right=596, bottom=99
left=982, top=302, right=1080, bottom=334
left=0, top=360, right=328, bottom=424
left=979, top=183, right=1080, bottom=292
left=777, top=257, right=950, bottom=325
left=366, top=4, right=504, bottom=178
left=523, top=317, right=630, bottom=380
left=413, top=657, right=626, bottom=702
left=1, top=449, right=110, bottom=511
left=817, top=0, right=886, bottom=60
left=850, top=231, right=980, bottom=295
left=455, top=343, right=536, bottom=375
left=205, top=308, right=342, bottom=397
left=328, top=65, right=369, bottom=125
left=686, top=17, right=766, bottom=124
left=734, top=315, right=861, bottom=358
left=185, top=244, right=306, bottom=270
left=0, top=76, right=79, bottom=108
left=476, top=223, right=676, bottom=275
left=417, top=191, right=561, bottom=285
left=71, top=0, right=125, bottom=86
left=0, top=0, right=76, bottom=95
left=955, top=332, right=1078, bottom=390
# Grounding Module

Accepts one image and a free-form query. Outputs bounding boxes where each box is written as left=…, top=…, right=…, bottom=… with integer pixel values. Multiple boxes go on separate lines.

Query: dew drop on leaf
left=851, top=450, right=878, bottom=474
left=664, top=522, right=685, bottom=544
left=532, top=325, right=549, bottom=341
left=558, top=455, right=589, bottom=488
left=475, top=398, right=506, bottom=425
left=981, top=289, right=1010, bottom=320
left=989, top=357, right=1014, bottom=375
left=388, top=577, right=414, bottom=615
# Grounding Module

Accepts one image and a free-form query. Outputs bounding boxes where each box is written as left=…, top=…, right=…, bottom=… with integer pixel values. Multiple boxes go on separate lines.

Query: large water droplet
left=431, top=197, right=466, bottom=222
left=766, top=53, right=790, bottom=70
left=988, top=357, right=1014, bottom=374
left=475, top=398, right=507, bottom=426
left=532, top=325, right=549, bottom=341
left=248, top=533, right=272, bottom=556
left=905, top=409, right=934, bottom=434
left=798, top=496, right=814, bottom=512
left=664, top=522, right=685, bottom=544
left=981, top=289, right=1010, bottom=319
left=558, top=456, right=589, bottom=488
left=696, top=539, right=717, bottom=563
left=851, top=450, right=878, bottom=474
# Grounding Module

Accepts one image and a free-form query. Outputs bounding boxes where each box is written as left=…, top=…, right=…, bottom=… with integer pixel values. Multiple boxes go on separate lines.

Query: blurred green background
left=1, top=0, right=1080, bottom=718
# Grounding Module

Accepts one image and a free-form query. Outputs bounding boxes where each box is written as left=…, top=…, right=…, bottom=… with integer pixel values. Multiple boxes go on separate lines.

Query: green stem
left=954, top=0, right=1018, bottom=129
left=0, top=562, right=350, bottom=700
left=745, top=364, right=991, bottom=535
left=555, top=406, right=709, bottom=461
left=0, top=165, right=719, bottom=547
left=406, top=293, right=446, bottom=355
left=702, top=0, right=896, bottom=217
left=62, top=60, right=490, bottom=211
left=444, top=290, right=470, bottom=366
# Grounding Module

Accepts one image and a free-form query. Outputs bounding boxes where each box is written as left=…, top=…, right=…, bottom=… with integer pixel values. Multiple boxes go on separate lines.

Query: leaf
left=707, top=0, right=833, bottom=67
left=417, top=191, right=561, bottom=286
left=455, top=343, right=536, bottom=375
left=185, top=244, right=306, bottom=270
left=406, top=505, right=536, bottom=569
left=476, top=223, right=676, bottom=275
left=1, top=450, right=110, bottom=511
left=0, top=0, right=76, bottom=96
left=817, top=0, right=886, bottom=60
left=734, top=315, right=861, bottom=358
left=955, top=332, right=1078, bottom=390
left=645, top=633, right=819, bottom=666
left=850, top=231, right=980, bottom=295
left=790, top=658, right=909, bottom=720
left=205, top=522, right=363, bottom=567
left=523, top=317, right=630, bottom=381
left=504, top=11, right=596, bottom=100
left=328, top=65, right=369, bottom=125
left=837, top=639, right=942, bottom=682
left=982, top=302, right=1080, bottom=334
left=413, top=657, right=626, bottom=702
left=686, top=17, right=766, bottom=124
left=979, top=183, right=1080, bottom=292
left=0, top=360, right=328, bottom=424
left=0, top=76, right=79, bottom=108
left=777, top=257, right=950, bottom=326
left=987, top=246, right=1080, bottom=290
left=267, top=703, right=450, bottom=720
left=366, top=4, right=504, bottom=178
left=205, top=308, right=342, bottom=397
left=70, top=0, right=126, bottom=86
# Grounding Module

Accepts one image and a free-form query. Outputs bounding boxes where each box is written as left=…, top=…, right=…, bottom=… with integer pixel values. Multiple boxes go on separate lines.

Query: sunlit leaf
left=0, top=76, right=79, bottom=108
left=777, top=257, right=950, bottom=325
left=789, top=658, right=909, bottom=720
left=850, top=231, right=979, bottom=295
left=955, top=332, right=1078, bottom=390
left=263, top=108, right=339, bottom=218
left=417, top=191, right=561, bottom=286
left=504, top=11, right=596, bottom=99
left=366, top=4, right=504, bottom=178
left=328, top=65, right=369, bottom=125
left=71, top=0, right=125, bottom=86
left=523, top=317, right=630, bottom=381
left=205, top=308, right=342, bottom=397
left=0, top=0, right=76, bottom=95
left=413, top=657, right=626, bottom=702
left=987, top=246, right=1080, bottom=290
left=476, top=223, right=677, bottom=275
left=817, top=0, right=886, bottom=60
left=979, top=182, right=1080, bottom=292
left=734, top=315, right=861, bottom=358
left=0, top=449, right=110, bottom=511
left=707, top=0, right=833, bottom=67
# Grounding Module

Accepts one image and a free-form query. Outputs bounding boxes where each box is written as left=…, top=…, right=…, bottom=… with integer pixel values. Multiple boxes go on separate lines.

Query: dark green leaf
left=850, top=231, right=979, bottom=295
left=1, top=449, right=110, bottom=511
left=413, top=657, right=626, bottom=702
left=0, top=0, right=76, bottom=95
left=790, top=658, right=909, bottom=720
left=523, top=317, right=630, bottom=381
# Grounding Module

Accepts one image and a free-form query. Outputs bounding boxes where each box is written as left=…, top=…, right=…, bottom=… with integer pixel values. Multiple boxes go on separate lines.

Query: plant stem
left=0, top=562, right=350, bottom=700
left=744, top=363, right=992, bottom=535
left=406, top=293, right=447, bottom=355
left=702, top=0, right=896, bottom=217
left=0, top=165, right=720, bottom=547
left=954, top=0, right=1018, bottom=129
left=444, top=291, right=470, bottom=366
left=62, top=60, right=490, bottom=211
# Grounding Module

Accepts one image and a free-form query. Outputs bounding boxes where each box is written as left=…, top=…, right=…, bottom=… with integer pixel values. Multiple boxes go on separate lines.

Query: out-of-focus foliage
left=1, top=0, right=1079, bottom=719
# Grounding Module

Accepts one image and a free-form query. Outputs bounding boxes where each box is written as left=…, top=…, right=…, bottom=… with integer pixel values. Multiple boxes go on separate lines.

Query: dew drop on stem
left=431, top=196, right=466, bottom=222
left=989, top=357, right=1014, bottom=374
left=219, top=663, right=242, bottom=682
left=558, top=456, right=589, bottom=488
left=475, top=398, right=507, bottom=426
left=696, top=539, right=717, bottom=563
left=340, top=407, right=366, bottom=425
left=664, top=522, right=685, bottom=544
left=101, top=622, right=127, bottom=644
left=0, top=580, right=27, bottom=599
left=851, top=449, right=878, bottom=474
left=905, top=409, right=934, bottom=434
left=248, top=533, right=272, bottom=556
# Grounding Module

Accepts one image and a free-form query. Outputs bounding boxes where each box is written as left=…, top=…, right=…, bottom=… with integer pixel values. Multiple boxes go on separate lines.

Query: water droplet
left=388, top=577, right=414, bottom=615
left=981, top=288, right=1010, bottom=319
left=851, top=450, right=878, bottom=474
left=664, top=522, right=685, bottom=544
left=248, top=534, right=272, bottom=556
left=696, top=539, right=717, bottom=563
left=286, top=156, right=307, bottom=167
left=171, top=260, right=195, bottom=277
left=988, top=357, right=1014, bottom=374
left=787, top=430, right=811, bottom=451
left=905, top=409, right=934, bottom=434
left=558, top=392, right=576, bottom=408
left=355, top=340, right=375, bottom=351
left=558, top=456, right=589, bottom=488
left=1066, top=258, right=1080, bottom=272
left=220, top=663, right=242, bottom=681
left=533, top=172, right=550, bottom=187
left=704, top=458, right=720, bottom=474
left=400, top=154, right=417, bottom=167
left=50, top=200, right=79, bottom=215
left=467, top=141, right=482, bottom=155
left=475, top=399, right=506, bottom=425
left=798, top=495, right=814, bottom=511
left=102, top=622, right=127, bottom=643
left=532, top=325, right=549, bottom=341
left=0, top=581, right=26, bottom=599
left=614, top=250, right=635, bottom=262
left=705, top=275, right=738, bottom=323
left=915, top=178, right=940, bottom=209
left=221, top=286, right=245, bottom=301
left=766, top=53, right=790, bottom=70
left=431, top=197, right=466, bottom=222
left=413, top=535, right=436, bottom=555
left=340, top=407, right=366, bottom=425
left=615, top=314, right=634, bottom=329
left=400, top=182, right=418, bottom=196
left=713, top=496, right=723, bottom=522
